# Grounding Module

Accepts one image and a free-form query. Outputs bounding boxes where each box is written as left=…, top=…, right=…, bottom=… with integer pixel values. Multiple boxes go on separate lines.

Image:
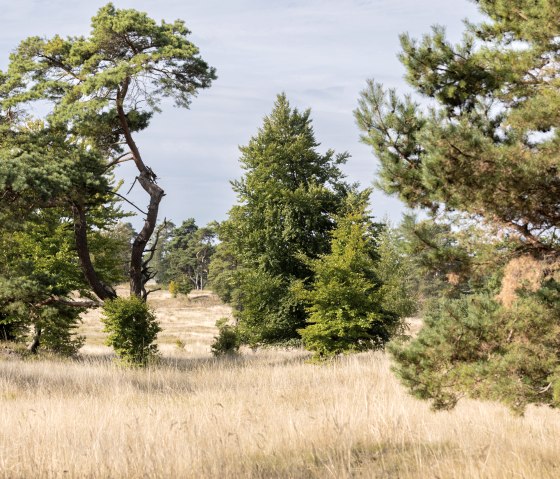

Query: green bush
left=297, top=204, right=401, bottom=361
left=168, top=279, right=192, bottom=297
left=390, top=280, right=560, bottom=414
left=211, top=317, right=240, bottom=356
left=39, top=306, right=85, bottom=356
left=102, top=296, right=161, bottom=366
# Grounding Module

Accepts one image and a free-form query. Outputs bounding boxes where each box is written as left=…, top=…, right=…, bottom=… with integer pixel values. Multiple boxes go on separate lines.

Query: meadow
left=1, top=289, right=559, bottom=479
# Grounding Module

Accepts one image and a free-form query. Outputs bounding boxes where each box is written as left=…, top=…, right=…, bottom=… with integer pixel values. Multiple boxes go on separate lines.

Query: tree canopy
left=355, top=1, right=560, bottom=255
left=213, top=94, right=352, bottom=345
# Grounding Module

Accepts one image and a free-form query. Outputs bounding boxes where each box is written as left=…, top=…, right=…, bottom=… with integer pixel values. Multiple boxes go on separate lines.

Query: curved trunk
left=117, top=79, right=165, bottom=299
left=72, top=203, right=117, bottom=301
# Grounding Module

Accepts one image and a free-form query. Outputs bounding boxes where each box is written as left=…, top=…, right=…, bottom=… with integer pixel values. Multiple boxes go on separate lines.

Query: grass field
left=1, top=289, right=559, bottom=478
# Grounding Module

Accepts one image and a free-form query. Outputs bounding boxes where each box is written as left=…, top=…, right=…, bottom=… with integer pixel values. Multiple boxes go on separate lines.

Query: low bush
left=211, top=317, right=240, bottom=356
left=102, top=296, right=161, bottom=366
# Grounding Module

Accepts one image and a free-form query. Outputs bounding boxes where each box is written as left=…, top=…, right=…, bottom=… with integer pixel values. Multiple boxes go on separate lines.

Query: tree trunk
left=27, top=326, right=41, bottom=354
left=130, top=172, right=164, bottom=298
left=117, top=80, right=165, bottom=300
left=72, top=203, right=117, bottom=301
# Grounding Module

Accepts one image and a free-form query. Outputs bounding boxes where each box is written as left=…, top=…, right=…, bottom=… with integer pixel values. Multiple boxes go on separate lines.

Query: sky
left=0, top=0, right=482, bottom=228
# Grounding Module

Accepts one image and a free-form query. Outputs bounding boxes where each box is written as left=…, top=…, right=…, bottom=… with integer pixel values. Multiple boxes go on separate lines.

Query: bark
left=72, top=203, right=117, bottom=301
left=27, top=326, right=41, bottom=354
left=117, top=79, right=165, bottom=299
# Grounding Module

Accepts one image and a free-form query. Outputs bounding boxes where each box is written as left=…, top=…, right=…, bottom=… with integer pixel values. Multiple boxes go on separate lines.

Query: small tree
left=0, top=206, right=124, bottom=355
left=211, top=318, right=241, bottom=357
left=102, top=296, right=160, bottom=366
left=297, top=199, right=401, bottom=360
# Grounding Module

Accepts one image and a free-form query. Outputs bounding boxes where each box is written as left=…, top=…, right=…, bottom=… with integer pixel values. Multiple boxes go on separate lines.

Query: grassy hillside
left=0, top=290, right=559, bottom=478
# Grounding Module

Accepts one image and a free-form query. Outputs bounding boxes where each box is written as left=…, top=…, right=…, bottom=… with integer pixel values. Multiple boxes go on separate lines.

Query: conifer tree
left=355, top=1, right=560, bottom=411
left=160, top=219, right=217, bottom=292
left=2, top=3, right=216, bottom=300
left=355, top=2, right=560, bottom=254
left=297, top=197, right=400, bottom=360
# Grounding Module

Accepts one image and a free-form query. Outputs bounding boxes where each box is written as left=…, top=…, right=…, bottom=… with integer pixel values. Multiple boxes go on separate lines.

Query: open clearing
left=1, top=289, right=559, bottom=478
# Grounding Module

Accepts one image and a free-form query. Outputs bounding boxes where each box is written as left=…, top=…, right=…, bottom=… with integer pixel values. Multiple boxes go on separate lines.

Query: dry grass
left=1, top=289, right=559, bottom=478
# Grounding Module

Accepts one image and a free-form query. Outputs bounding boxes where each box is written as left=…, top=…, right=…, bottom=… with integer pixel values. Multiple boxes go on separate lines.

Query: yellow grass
left=1, top=289, right=559, bottom=478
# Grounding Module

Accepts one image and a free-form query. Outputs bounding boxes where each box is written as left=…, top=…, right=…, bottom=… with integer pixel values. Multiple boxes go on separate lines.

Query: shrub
left=102, top=296, right=161, bottom=366
left=39, top=306, right=85, bottom=356
left=211, top=317, right=240, bottom=356
left=168, top=279, right=192, bottom=297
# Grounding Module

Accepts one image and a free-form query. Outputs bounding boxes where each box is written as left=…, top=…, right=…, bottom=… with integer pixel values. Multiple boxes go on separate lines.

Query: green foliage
left=395, top=213, right=512, bottom=301
left=1, top=2, right=216, bottom=301
left=373, top=223, right=419, bottom=318
left=235, top=269, right=303, bottom=345
left=148, top=221, right=175, bottom=285
left=211, top=318, right=241, bottom=357
left=355, top=4, right=560, bottom=254
left=101, top=296, right=161, bottom=366
left=6, top=3, right=216, bottom=140
left=0, top=208, right=112, bottom=355
left=160, top=219, right=217, bottom=291
left=99, top=221, right=136, bottom=283
left=216, top=94, right=352, bottom=345
left=355, top=3, right=560, bottom=411
left=297, top=200, right=401, bottom=360
left=34, top=305, right=86, bottom=356
left=168, top=278, right=194, bottom=297
left=208, top=225, right=238, bottom=304
left=390, top=281, right=560, bottom=413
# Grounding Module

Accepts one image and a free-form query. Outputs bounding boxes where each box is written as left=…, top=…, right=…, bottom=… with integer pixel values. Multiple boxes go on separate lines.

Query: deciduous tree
left=217, top=94, right=352, bottom=345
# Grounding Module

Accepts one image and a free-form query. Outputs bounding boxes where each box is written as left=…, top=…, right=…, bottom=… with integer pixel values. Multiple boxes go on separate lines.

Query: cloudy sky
left=0, top=0, right=481, bottom=228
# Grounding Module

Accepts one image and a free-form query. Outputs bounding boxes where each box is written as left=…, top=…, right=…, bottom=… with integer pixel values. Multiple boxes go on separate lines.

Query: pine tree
left=2, top=3, right=216, bottom=300
left=162, top=219, right=217, bottom=292
left=355, top=3, right=560, bottom=255
left=355, top=1, right=560, bottom=412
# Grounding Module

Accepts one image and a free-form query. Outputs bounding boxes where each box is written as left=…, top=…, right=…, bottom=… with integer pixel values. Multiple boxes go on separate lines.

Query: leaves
left=215, top=94, right=352, bottom=345
left=297, top=198, right=401, bottom=360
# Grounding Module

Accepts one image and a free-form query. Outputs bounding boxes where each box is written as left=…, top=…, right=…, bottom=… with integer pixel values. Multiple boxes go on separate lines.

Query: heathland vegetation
left=1, top=1, right=560, bottom=477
